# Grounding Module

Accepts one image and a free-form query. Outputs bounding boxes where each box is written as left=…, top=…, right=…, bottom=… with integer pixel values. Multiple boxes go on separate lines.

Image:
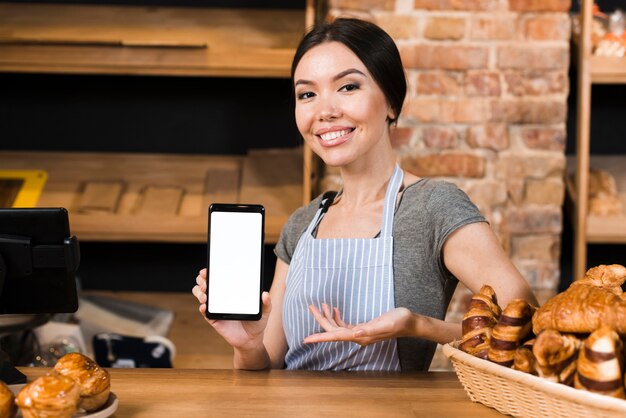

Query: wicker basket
left=443, top=342, right=626, bottom=418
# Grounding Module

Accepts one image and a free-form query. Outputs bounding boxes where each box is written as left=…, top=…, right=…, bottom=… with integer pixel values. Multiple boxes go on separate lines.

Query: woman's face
left=294, top=41, right=394, bottom=168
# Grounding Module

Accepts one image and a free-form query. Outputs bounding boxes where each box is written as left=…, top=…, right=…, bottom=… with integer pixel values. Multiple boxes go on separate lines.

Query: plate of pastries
left=0, top=352, right=116, bottom=418
left=445, top=264, right=626, bottom=418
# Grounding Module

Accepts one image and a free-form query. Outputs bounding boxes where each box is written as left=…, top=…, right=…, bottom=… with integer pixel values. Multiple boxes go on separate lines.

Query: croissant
left=575, top=326, right=625, bottom=398
left=532, top=329, right=581, bottom=385
left=512, top=338, right=537, bottom=375
left=487, top=299, right=534, bottom=367
left=533, top=264, right=626, bottom=335
left=459, top=285, right=501, bottom=359
left=53, top=352, right=111, bottom=412
left=0, top=381, right=16, bottom=418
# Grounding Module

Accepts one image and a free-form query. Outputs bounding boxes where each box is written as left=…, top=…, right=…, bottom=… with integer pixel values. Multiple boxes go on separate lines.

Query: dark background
left=1, top=0, right=625, bottom=293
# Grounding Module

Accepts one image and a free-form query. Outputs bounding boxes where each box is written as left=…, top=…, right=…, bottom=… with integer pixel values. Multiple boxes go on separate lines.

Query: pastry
left=53, top=352, right=110, bottom=412
left=532, top=330, right=581, bottom=385
left=512, top=338, right=537, bottom=375
left=533, top=265, right=626, bottom=335
left=0, top=381, right=16, bottom=418
left=16, top=375, right=79, bottom=418
left=575, top=326, right=625, bottom=398
left=487, top=299, right=534, bottom=367
left=459, top=285, right=501, bottom=359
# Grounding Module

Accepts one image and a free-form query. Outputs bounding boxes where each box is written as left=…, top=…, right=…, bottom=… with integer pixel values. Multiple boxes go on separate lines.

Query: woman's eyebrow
left=333, top=68, right=366, bottom=81
left=294, top=68, right=367, bottom=88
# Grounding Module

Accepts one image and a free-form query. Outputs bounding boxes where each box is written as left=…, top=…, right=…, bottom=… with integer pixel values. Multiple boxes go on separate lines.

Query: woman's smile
left=316, top=126, right=355, bottom=147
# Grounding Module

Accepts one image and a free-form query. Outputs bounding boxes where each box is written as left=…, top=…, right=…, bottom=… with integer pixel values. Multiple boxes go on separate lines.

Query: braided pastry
left=459, top=285, right=501, bottom=359
left=575, top=326, right=625, bottom=399
left=487, top=299, right=534, bottom=367
left=512, top=338, right=537, bottom=375
left=533, top=329, right=581, bottom=386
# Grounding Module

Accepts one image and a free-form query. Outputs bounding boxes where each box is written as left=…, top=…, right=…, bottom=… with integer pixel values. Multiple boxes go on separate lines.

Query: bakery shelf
left=590, top=56, right=626, bottom=84
left=566, top=156, right=626, bottom=245
left=572, top=0, right=626, bottom=279
left=0, top=3, right=306, bottom=78
left=0, top=150, right=303, bottom=243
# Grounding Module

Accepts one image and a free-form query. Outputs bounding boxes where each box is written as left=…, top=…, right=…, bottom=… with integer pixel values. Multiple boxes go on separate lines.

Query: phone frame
left=205, top=203, right=264, bottom=321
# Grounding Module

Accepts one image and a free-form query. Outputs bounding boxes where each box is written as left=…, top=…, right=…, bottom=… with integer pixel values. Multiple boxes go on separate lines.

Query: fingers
left=308, top=304, right=335, bottom=331
left=261, top=291, right=272, bottom=316
left=333, top=307, right=351, bottom=328
left=195, top=272, right=206, bottom=291
left=303, top=328, right=354, bottom=344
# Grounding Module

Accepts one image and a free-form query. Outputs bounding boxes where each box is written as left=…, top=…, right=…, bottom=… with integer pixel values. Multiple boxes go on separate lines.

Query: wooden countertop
left=19, top=367, right=503, bottom=417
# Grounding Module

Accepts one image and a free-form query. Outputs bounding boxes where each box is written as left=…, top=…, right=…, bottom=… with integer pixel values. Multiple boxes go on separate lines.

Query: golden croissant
left=533, top=264, right=626, bottom=335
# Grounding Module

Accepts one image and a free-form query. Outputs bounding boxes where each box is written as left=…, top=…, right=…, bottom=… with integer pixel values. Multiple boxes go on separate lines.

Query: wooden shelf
left=0, top=150, right=303, bottom=243
left=566, top=156, right=626, bottom=244
left=590, top=56, right=626, bottom=84
left=0, top=3, right=307, bottom=77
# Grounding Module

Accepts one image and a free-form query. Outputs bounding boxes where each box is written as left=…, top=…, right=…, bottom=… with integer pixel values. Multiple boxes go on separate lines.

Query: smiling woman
left=191, top=17, right=538, bottom=372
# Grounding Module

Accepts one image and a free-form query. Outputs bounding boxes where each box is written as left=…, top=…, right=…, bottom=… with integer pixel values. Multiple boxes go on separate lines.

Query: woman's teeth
left=320, top=129, right=351, bottom=141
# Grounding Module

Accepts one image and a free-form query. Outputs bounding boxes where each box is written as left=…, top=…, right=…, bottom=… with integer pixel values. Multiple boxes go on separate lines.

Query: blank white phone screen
left=208, top=211, right=262, bottom=315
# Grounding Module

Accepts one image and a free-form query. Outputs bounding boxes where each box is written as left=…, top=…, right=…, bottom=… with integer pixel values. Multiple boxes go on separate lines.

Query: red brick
left=514, top=260, right=560, bottom=290
left=491, top=100, right=566, bottom=124
left=417, top=72, right=462, bottom=95
left=406, top=98, right=492, bottom=123
left=401, top=153, right=485, bottom=178
left=512, top=234, right=560, bottom=261
left=503, top=207, right=562, bottom=234
left=498, top=46, right=569, bottom=71
left=524, top=15, right=571, bottom=41
left=524, top=178, right=565, bottom=205
left=422, top=126, right=459, bottom=148
left=390, top=126, right=414, bottom=148
left=495, top=154, right=565, bottom=180
left=508, top=0, right=571, bottom=12
left=469, top=15, right=517, bottom=40
left=330, top=0, right=395, bottom=10
left=413, top=0, right=498, bottom=10
left=400, top=44, right=489, bottom=70
left=465, top=180, right=508, bottom=208
left=376, top=13, right=420, bottom=40
left=520, top=127, right=566, bottom=151
left=504, top=71, right=567, bottom=96
left=424, top=17, right=466, bottom=40
left=467, top=123, right=509, bottom=150
left=465, top=71, right=501, bottom=96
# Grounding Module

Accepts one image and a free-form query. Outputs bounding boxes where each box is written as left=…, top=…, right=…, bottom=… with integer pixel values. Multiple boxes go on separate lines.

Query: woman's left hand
left=303, top=303, right=414, bottom=346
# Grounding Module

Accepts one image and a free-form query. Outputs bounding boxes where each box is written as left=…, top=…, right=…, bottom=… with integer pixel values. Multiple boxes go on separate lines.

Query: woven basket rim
left=443, top=342, right=626, bottom=413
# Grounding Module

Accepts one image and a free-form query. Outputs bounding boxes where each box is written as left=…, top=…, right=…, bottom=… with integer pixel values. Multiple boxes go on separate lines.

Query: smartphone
left=205, top=203, right=264, bottom=320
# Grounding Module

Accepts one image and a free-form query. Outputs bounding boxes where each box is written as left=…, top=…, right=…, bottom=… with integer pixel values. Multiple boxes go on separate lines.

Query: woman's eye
left=297, top=91, right=315, bottom=100
left=340, top=83, right=359, bottom=92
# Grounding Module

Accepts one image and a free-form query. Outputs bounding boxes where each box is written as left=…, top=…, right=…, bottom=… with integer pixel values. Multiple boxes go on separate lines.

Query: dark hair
left=291, top=18, right=407, bottom=124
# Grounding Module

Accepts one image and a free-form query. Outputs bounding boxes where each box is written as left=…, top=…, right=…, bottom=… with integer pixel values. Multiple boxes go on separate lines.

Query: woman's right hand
left=192, top=268, right=271, bottom=351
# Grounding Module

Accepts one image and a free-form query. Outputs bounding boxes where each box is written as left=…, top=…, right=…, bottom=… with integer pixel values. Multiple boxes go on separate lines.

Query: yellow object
left=0, top=170, right=48, bottom=207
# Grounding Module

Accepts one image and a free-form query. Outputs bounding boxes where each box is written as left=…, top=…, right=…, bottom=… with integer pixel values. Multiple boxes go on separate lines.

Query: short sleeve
left=273, top=195, right=323, bottom=264
left=428, top=181, right=487, bottom=265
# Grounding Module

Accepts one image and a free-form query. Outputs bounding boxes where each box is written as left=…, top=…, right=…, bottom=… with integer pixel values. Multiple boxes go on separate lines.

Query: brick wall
left=322, top=0, right=571, bottom=369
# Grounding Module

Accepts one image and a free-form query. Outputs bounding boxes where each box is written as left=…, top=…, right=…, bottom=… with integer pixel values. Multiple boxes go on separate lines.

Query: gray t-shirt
left=274, top=178, right=486, bottom=371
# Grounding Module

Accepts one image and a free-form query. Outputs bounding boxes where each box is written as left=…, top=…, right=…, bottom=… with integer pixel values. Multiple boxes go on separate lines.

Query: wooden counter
left=19, top=367, right=503, bottom=417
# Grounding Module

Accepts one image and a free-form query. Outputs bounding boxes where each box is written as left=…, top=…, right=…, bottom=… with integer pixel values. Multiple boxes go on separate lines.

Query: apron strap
left=305, top=164, right=404, bottom=239
left=379, top=163, right=404, bottom=238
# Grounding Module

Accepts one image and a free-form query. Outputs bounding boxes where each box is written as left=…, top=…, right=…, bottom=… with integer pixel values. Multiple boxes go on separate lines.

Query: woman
left=192, top=18, right=537, bottom=371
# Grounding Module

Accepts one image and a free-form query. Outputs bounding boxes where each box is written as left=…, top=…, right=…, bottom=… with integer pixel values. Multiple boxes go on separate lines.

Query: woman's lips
left=316, top=128, right=355, bottom=147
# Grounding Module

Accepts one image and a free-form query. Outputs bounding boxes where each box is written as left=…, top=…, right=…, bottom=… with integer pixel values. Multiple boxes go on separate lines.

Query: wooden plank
left=77, top=180, right=125, bottom=214
left=204, top=166, right=241, bottom=206
left=0, top=3, right=305, bottom=78
left=136, top=185, right=184, bottom=216
left=0, top=151, right=292, bottom=243
left=240, top=148, right=303, bottom=219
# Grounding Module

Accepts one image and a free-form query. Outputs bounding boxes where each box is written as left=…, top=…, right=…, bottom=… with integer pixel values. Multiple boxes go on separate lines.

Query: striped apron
left=282, top=164, right=403, bottom=371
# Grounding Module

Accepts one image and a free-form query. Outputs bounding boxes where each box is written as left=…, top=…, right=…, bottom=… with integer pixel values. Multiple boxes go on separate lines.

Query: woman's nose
left=317, top=97, right=341, bottom=121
